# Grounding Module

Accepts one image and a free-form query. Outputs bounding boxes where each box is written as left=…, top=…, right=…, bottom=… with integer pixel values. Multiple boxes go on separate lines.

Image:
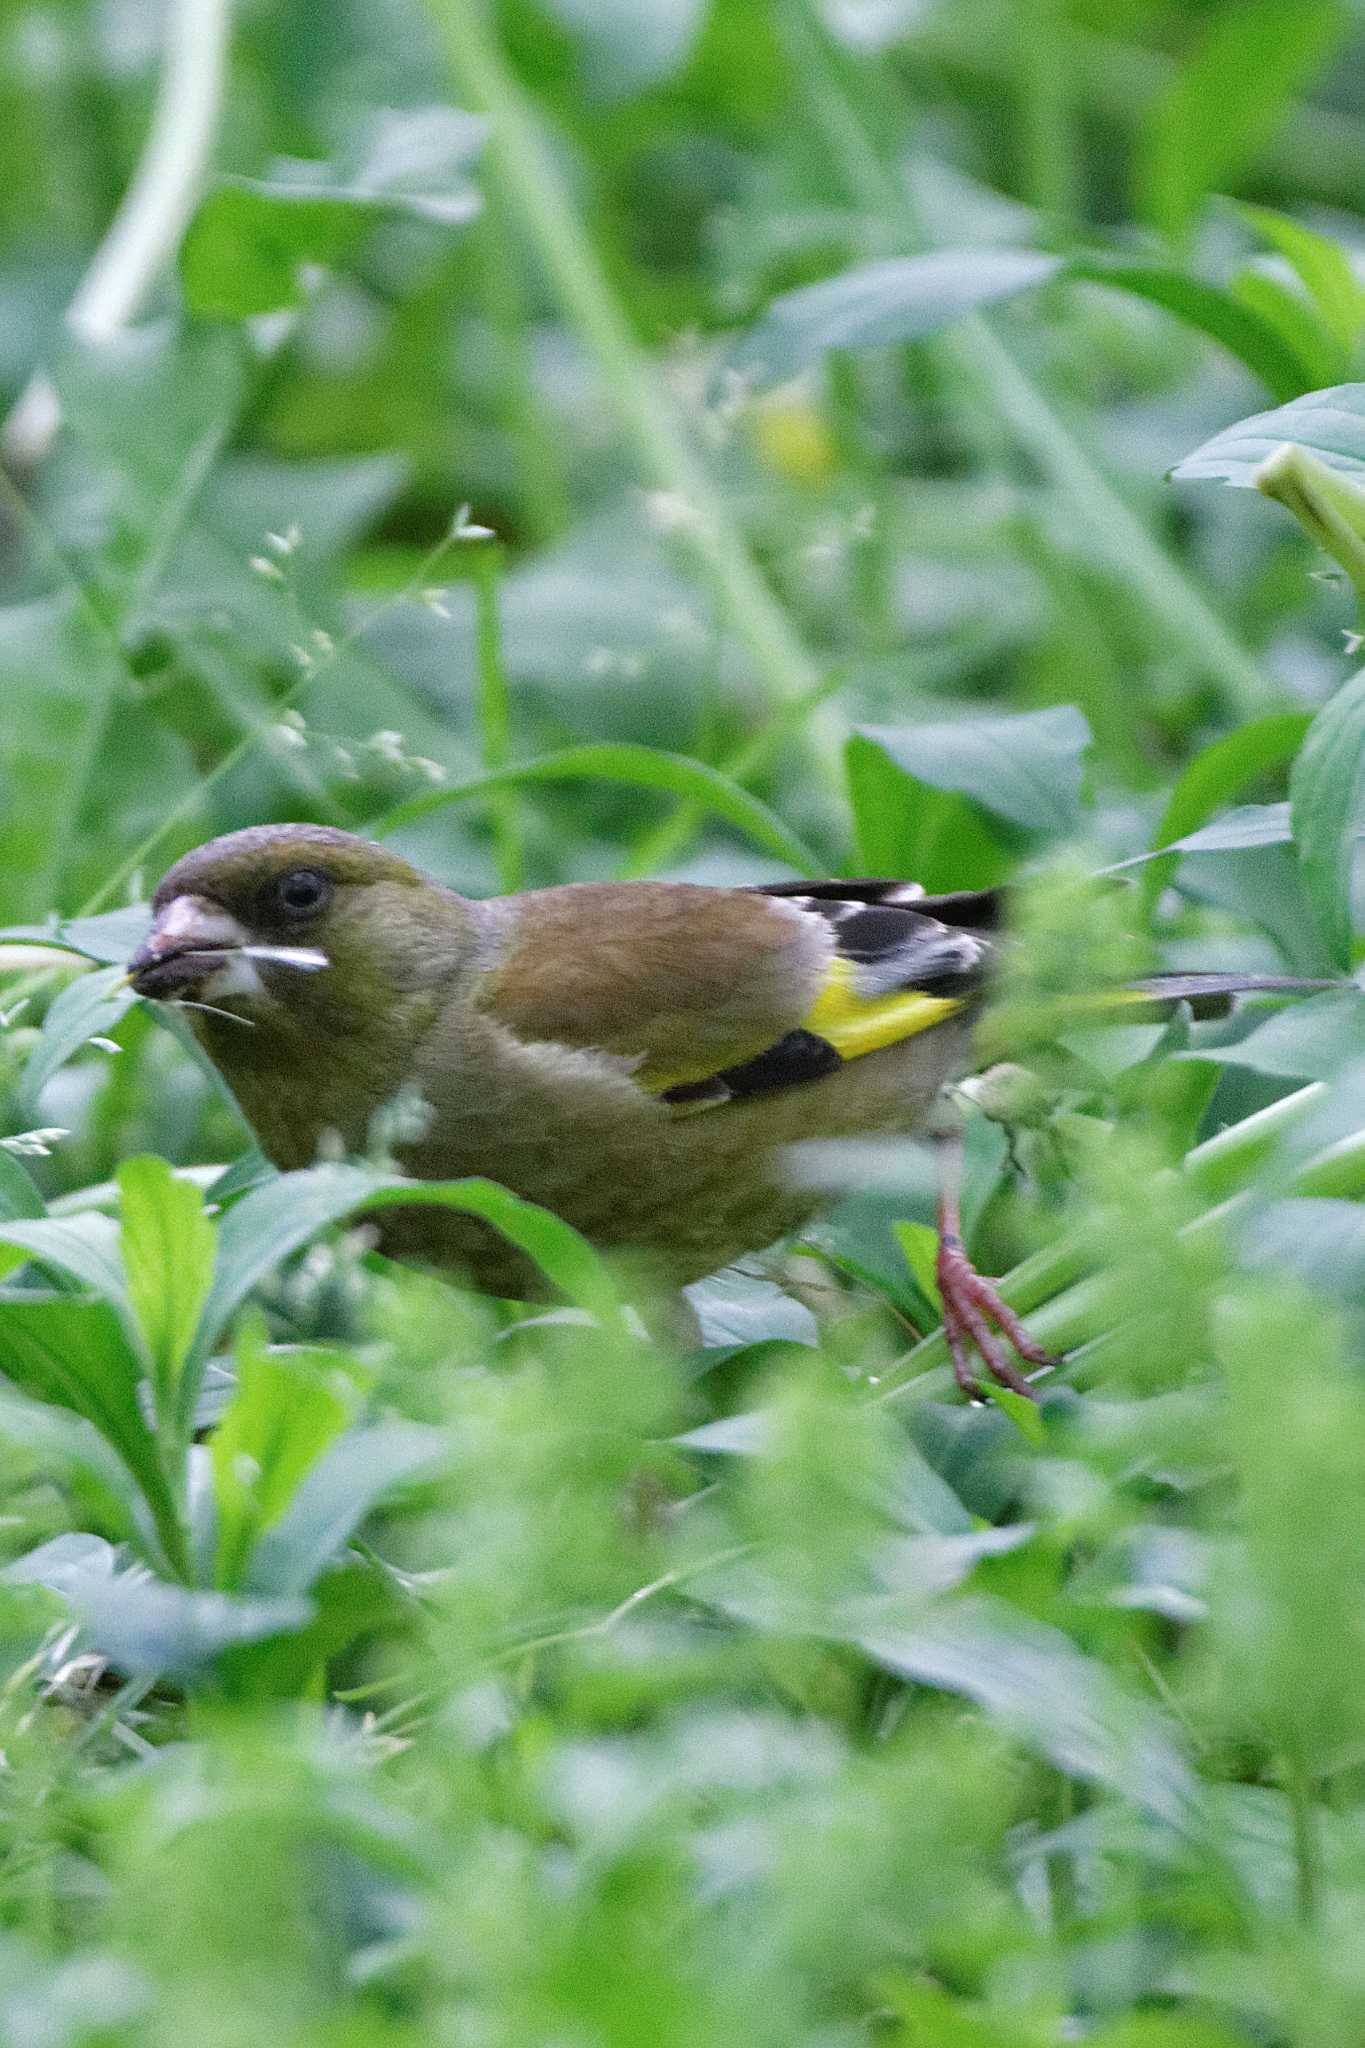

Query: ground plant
left=6, top=1, right=1365, bottom=2042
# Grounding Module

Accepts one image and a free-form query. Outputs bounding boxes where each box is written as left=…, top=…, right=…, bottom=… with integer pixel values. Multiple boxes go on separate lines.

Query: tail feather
left=1121, top=972, right=1340, bottom=1020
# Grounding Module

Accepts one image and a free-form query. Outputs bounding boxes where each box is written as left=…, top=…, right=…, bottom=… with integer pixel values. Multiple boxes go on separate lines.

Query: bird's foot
left=935, top=1230, right=1057, bottom=1402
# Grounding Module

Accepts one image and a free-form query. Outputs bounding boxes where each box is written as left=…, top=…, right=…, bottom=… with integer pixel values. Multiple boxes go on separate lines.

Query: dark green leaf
left=181, top=108, right=485, bottom=317
left=851, top=706, right=1091, bottom=877
left=1070, top=254, right=1314, bottom=400
left=194, top=1166, right=624, bottom=1392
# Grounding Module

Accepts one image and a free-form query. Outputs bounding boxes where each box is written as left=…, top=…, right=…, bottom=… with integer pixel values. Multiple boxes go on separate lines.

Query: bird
left=126, top=822, right=1325, bottom=1399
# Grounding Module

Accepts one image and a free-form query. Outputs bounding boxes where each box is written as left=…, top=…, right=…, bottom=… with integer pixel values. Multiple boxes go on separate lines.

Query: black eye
left=271, top=868, right=331, bottom=918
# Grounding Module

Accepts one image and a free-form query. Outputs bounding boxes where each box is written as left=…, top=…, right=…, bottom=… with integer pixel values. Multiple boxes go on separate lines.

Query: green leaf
left=246, top=1421, right=445, bottom=1598
left=0, top=907, right=152, bottom=965
left=728, top=250, right=1062, bottom=390
left=0, top=1151, right=45, bottom=1223
left=0, top=1296, right=172, bottom=1540
left=211, top=1328, right=355, bottom=1591
left=848, top=706, right=1091, bottom=886
left=117, top=1157, right=216, bottom=1422
left=1138, top=715, right=1310, bottom=909
left=1243, top=1198, right=1365, bottom=1302
left=369, top=742, right=822, bottom=873
left=4, top=1535, right=309, bottom=1677
left=1134, top=0, right=1347, bottom=244
left=1070, top=254, right=1315, bottom=401
left=181, top=108, right=485, bottom=317
left=0, top=596, right=128, bottom=925
left=1154, top=717, right=1310, bottom=853
left=1178, top=842, right=1334, bottom=976
left=851, top=1592, right=1197, bottom=1826
left=1290, top=665, right=1365, bottom=967
left=894, top=1221, right=942, bottom=1312
left=1231, top=264, right=1347, bottom=391
left=1191, top=989, right=1365, bottom=1080
left=19, top=965, right=134, bottom=1118
left=0, top=1213, right=132, bottom=1313
left=1112, top=802, right=1294, bottom=869
left=192, top=1165, right=624, bottom=1398
left=1239, top=204, right=1365, bottom=352
left=1172, top=383, right=1365, bottom=488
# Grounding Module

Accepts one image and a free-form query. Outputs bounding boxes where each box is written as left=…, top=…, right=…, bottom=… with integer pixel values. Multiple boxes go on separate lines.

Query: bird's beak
left=128, top=895, right=250, bottom=999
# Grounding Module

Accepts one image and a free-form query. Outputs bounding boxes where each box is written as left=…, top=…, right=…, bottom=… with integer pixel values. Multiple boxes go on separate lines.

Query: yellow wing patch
left=802, top=956, right=965, bottom=1061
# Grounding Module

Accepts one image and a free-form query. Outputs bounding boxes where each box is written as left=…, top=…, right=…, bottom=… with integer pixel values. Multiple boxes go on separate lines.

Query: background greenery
left=7, top=0, right=1365, bottom=2041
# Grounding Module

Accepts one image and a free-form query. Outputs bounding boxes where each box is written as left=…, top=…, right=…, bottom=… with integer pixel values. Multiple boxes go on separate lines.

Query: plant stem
left=469, top=543, right=524, bottom=893
left=423, top=0, right=843, bottom=802
left=783, top=2, right=1274, bottom=720
left=2, top=0, right=232, bottom=468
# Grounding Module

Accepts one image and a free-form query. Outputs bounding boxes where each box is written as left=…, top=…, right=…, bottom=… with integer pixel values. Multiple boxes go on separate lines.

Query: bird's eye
left=271, top=868, right=331, bottom=918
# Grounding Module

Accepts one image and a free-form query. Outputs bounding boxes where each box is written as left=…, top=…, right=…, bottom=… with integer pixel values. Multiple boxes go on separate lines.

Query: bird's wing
left=477, top=879, right=993, bottom=1107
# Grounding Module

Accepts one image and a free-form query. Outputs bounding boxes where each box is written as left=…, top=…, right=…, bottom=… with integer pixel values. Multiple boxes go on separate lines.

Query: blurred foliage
left=6, top=0, right=1365, bottom=2042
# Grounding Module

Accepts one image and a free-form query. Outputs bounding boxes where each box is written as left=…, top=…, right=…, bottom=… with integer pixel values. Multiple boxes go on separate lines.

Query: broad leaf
left=848, top=705, right=1090, bottom=886
left=0, top=906, right=152, bottom=966
left=211, top=1330, right=355, bottom=1591
left=542, top=0, right=708, bottom=94
left=1173, top=384, right=1365, bottom=488
left=117, top=1156, right=216, bottom=1421
left=1187, top=989, right=1365, bottom=1080
left=0, top=1212, right=132, bottom=1314
left=4, top=1534, right=308, bottom=1676
left=850, top=1592, right=1197, bottom=1826
left=1240, top=204, right=1365, bottom=352
left=1071, top=254, right=1315, bottom=401
left=1111, top=802, right=1294, bottom=869
left=728, top=250, right=1062, bottom=389
left=1138, top=720, right=1310, bottom=908
left=245, top=1421, right=445, bottom=1598
left=1290, top=665, right=1365, bottom=967
left=181, top=107, right=485, bottom=317
left=191, top=1166, right=624, bottom=1404
left=19, top=965, right=134, bottom=1117
left=0, top=1295, right=166, bottom=1520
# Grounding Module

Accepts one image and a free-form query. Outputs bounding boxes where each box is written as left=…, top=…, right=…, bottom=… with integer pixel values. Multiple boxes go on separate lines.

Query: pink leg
left=934, top=1137, right=1057, bottom=1401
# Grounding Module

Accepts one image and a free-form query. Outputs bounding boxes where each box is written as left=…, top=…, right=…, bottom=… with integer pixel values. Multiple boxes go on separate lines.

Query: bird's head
left=129, top=824, right=475, bottom=1035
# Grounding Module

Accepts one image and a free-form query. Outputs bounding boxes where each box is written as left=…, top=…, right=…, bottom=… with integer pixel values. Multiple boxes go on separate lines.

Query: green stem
left=2, top=0, right=232, bottom=468
left=783, top=2, right=1274, bottom=720
left=899, top=7, right=1365, bottom=210
left=1013, top=0, right=1078, bottom=227
left=1285, top=1743, right=1322, bottom=1925
left=469, top=543, right=524, bottom=893
left=423, top=0, right=841, bottom=781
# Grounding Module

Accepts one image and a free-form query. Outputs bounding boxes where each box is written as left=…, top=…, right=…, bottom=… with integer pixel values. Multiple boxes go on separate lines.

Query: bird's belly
left=378, top=1018, right=972, bottom=1296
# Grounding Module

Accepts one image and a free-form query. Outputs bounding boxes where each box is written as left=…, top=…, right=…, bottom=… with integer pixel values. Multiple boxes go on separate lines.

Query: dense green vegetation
left=8, top=0, right=1365, bottom=2040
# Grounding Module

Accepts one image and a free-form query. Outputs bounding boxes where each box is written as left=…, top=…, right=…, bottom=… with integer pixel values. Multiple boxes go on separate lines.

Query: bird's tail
left=1114, top=971, right=1341, bottom=1021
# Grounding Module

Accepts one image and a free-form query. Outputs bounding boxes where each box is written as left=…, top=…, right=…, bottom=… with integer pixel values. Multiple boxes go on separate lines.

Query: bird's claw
left=935, top=1231, right=1057, bottom=1403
